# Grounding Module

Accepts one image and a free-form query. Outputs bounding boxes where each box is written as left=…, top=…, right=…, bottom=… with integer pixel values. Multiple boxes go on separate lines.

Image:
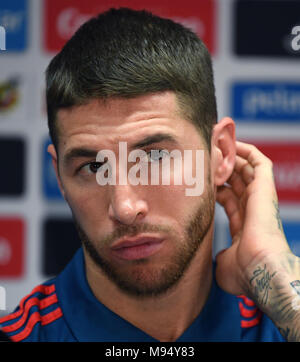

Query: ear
left=47, top=144, right=66, bottom=199
left=211, top=117, right=236, bottom=186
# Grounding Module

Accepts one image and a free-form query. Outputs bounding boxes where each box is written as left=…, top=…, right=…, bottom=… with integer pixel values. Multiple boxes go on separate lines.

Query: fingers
left=236, top=141, right=271, bottom=166
left=227, top=155, right=254, bottom=198
left=219, top=141, right=278, bottom=238
left=234, top=155, right=254, bottom=185
left=217, top=185, right=244, bottom=239
left=234, top=141, right=282, bottom=236
left=218, top=141, right=279, bottom=241
left=236, top=141, right=274, bottom=180
left=235, top=141, right=276, bottom=198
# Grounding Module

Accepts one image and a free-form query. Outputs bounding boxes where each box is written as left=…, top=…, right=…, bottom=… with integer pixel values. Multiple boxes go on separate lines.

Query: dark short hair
left=46, top=8, right=217, bottom=152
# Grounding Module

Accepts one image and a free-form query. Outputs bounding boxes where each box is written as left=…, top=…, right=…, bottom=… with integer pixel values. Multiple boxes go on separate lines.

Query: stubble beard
left=73, top=186, right=215, bottom=299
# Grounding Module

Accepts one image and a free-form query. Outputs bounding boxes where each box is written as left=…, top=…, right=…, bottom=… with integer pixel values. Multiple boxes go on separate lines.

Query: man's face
left=52, top=91, right=215, bottom=297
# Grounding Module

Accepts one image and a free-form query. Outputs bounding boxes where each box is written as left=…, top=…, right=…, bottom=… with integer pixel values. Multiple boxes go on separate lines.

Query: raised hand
left=216, top=141, right=291, bottom=295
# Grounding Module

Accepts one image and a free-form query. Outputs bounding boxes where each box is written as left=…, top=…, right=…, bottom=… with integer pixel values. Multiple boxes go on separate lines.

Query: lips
left=110, top=235, right=165, bottom=260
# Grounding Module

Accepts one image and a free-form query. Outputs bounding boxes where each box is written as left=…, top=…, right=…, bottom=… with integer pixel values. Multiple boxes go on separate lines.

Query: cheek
left=148, top=184, right=197, bottom=221
left=64, top=183, right=108, bottom=228
left=153, top=167, right=214, bottom=222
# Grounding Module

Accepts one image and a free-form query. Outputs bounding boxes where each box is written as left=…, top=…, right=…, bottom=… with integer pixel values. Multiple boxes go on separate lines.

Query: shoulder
left=0, top=280, right=73, bottom=342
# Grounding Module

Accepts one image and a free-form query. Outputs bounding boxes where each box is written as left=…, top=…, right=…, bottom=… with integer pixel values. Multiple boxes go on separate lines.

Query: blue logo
left=0, top=0, right=27, bottom=52
left=231, top=82, right=300, bottom=122
left=42, top=138, right=63, bottom=201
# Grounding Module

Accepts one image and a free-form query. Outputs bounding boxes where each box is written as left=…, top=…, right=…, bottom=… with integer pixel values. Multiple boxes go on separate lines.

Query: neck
left=85, top=231, right=213, bottom=342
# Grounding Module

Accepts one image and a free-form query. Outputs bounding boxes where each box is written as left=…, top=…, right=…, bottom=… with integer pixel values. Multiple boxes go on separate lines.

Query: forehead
left=56, top=91, right=204, bottom=153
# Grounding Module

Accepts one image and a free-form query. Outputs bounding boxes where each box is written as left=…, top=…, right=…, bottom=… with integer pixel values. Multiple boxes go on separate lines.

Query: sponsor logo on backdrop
left=56, top=7, right=91, bottom=41
left=0, top=219, right=24, bottom=277
left=0, top=237, right=12, bottom=266
left=44, top=0, right=215, bottom=54
left=246, top=143, right=300, bottom=203
left=43, top=218, right=81, bottom=276
left=164, top=16, right=204, bottom=39
left=234, top=0, right=300, bottom=57
left=0, top=0, right=27, bottom=51
left=0, top=138, right=25, bottom=196
left=0, top=77, right=19, bottom=113
left=55, top=10, right=205, bottom=42
left=0, top=75, right=33, bottom=123
left=291, top=25, right=300, bottom=52
left=231, top=82, right=300, bottom=122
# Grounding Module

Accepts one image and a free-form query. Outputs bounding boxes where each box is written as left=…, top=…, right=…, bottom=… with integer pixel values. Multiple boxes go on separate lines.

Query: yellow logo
left=0, top=77, right=19, bottom=112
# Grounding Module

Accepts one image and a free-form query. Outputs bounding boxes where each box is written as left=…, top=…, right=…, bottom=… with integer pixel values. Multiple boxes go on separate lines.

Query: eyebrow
left=131, top=133, right=178, bottom=149
left=63, top=133, right=178, bottom=166
left=63, top=148, right=98, bottom=166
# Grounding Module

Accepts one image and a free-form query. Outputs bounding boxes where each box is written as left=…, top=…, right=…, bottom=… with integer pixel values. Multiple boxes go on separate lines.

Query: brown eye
left=79, top=162, right=103, bottom=175
left=88, top=162, right=102, bottom=173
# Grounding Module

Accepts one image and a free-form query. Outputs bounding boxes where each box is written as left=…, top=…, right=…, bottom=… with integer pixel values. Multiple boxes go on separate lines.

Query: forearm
left=244, top=251, right=300, bottom=342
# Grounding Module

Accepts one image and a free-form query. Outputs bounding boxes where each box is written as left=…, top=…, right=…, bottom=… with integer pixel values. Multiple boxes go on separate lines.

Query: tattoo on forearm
left=277, top=325, right=300, bottom=342
left=249, top=264, right=277, bottom=305
left=273, top=200, right=284, bottom=233
left=248, top=256, right=300, bottom=341
left=290, top=280, right=300, bottom=296
left=277, top=326, right=291, bottom=340
left=290, top=280, right=300, bottom=312
left=250, top=269, right=300, bottom=341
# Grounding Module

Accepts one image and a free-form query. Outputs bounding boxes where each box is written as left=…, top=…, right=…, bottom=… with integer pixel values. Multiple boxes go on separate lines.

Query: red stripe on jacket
left=237, top=295, right=262, bottom=328
left=241, top=311, right=262, bottom=328
left=237, top=295, right=256, bottom=307
left=238, top=301, right=258, bottom=319
left=0, top=283, right=63, bottom=342
left=10, top=307, right=63, bottom=342
left=2, top=293, right=58, bottom=333
left=0, top=284, right=55, bottom=324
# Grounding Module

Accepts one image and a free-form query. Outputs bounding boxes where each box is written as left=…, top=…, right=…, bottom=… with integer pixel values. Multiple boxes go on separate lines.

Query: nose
left=108, top=184, right=149, bottom=225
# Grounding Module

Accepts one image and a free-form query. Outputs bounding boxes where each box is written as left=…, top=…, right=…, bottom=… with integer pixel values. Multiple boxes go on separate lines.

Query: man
left=0, top=8, right=299, bottom=342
